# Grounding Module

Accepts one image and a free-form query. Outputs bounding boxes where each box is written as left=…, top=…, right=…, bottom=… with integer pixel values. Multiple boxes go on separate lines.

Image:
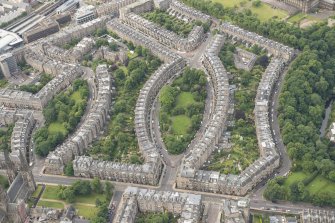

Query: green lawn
left=176, top=92, right=195, bottom=108
left=212, top=0, right=288, bottom=22
left=250, top=4, right=287, bottom=21
left=287, top=13, right=306, bottom=23
left=306, top=176, right=335, bottom=196
left=212, top=0, right=245, bottom=8
left=32, top=184, right=43, bottom=197
left=74, top=193, right=106, bottom=204
left=172, top=115, right=191, bottom=135
left=37, top=200, right=64, bottom=209
left=71, top=91, right=83, bottom=103
left=48, top=123, right=67, bottom=135
left=74, top=204, right=98, bottom=219
left=284, top=172, right=309, bottom=187
left=42, top=185, right=60, bottom=200
left=284, top=172, right=335, bottom=196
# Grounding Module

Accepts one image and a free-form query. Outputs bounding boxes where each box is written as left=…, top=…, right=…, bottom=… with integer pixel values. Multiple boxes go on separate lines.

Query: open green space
left=39, top=179, right=113, bottom=221
left=212, top=0, right=288, bottom=21
left=176, top=92, right=195, bottom=108
left=171, top=115, right=192, bottom=135
left=306, top=176, right=335, bottom=196
left=48, top=123, right=67, bottom=135
left=74, top=204, right=98, bottom=219
left=42, top=185, right=60, bottom=200
left=88, top=45, right=161, bottom=163
left=159, top=68, right=207, bottom=154
left=74, top=193, right=106, bottom=204
left=136, top=212, right=179, bottom=223
left=283, top=172, right=309, bottom=187
left=37, top=200, right=64, bottom=209
left=34, top=79, right=89, bottom=157
left=142, top=10, right=195, bottom=37
left=32, top=184, right=43, bottom=197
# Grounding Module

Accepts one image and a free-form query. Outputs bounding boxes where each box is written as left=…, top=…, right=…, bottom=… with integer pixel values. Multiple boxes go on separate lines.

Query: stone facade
left=114, top=187, right=202, bottom=223
left=278, top=0, right=334, bottom=12
left=168, top=0, right=210, bottom=23
left=122, top=12, right=204, bottom=52
left=107, top=18, right=181, bottom=62
left=10, top=111, right=35, bottom=168
left=221, top=22, right=295, bottom=61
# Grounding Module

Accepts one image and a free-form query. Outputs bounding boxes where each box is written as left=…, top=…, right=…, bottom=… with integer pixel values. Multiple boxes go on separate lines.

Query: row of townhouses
left=176, top=29, right=290, bottom=195
left=44, top=64, right=112, bottom=174
left=221, top=22, right=295, bottom=61
left=107, top=18, right=181, bottom=62
left=114, top=187, right=202, bottom=223
left=168, top=0, right=211, bottom=23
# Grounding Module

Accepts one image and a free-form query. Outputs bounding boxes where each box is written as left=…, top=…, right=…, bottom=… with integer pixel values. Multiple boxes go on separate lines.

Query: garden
left=35, top=179, right=113, bottom=221
left=159, top=67, right=207, bottom=154
left=34, top=79, right=89, bottom=157
left=205, top=42, right=266, bottom=174
left=88, top=44, right=161, bottom=163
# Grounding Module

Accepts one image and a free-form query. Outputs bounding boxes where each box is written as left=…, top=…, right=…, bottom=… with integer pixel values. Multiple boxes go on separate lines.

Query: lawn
left=74, top=204, right=98, bottom=219
left=37, top=200, right=64, bottom=209
left=176, top=92, right=195, bottom=108
left=306, top=176, right=335, bottom=196
left=71, top=91, right=84, bottom=103
left=32, top=184, right=43, bottom=197
left=74, top=193, right=106, bottom=204
left=287, top=13, right=306, bottom=23
left=42, top=185, right=60, bottom=200
left=250, top=3, right=288, bottom=21
left=212, top=0, right=288, bottom=22
left=48, top=123, right=67, bottom=135
left=212, top=0, right=245, bottom=8
left=284, top=172, right=309, bottom=187
left=284, top=172, right=335, bottom=196
left=172, top=115, right=191, bottom=135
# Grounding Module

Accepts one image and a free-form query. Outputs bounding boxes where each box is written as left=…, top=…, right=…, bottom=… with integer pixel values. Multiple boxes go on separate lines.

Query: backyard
left=206, top=43, right=264, bottom=174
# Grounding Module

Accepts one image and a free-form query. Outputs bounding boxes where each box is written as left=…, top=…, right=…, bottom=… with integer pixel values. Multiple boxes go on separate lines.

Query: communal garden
left=19, top=73, right=52, bottom=94
left=35, top=179, right=113, bottom=221
left=34, top=79, right=89, bottom=157
left=88, top=44, right=161, bottom=163
left=205, top=43, right=266, bottom=175
left=135, top=212, right=179, bottom=223
left=159, top=68, right=207, bottom=154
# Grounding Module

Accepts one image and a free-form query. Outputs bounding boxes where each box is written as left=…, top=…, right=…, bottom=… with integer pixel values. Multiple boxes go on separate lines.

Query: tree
left=63, top=188, right=75, bottom=203
left=105, top=182, right=114, bottom=200
left=64, top=163, right=74, bottom=176
left=263, top=179, right=287, bottom=201
left=91, top=178, right=103, bottom=194
left=252, top=0, right=262, bottom=7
